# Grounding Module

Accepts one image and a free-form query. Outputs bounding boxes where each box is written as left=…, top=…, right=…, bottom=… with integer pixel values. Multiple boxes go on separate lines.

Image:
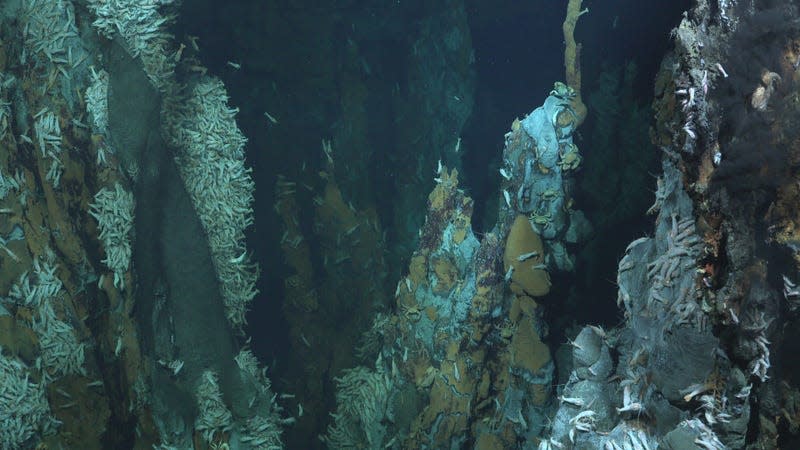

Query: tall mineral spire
left=563, top=0, right=588, bottom=127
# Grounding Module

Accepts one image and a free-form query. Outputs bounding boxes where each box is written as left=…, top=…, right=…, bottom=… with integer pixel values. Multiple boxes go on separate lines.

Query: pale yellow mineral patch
left=504, top=215, right=551, bottom=297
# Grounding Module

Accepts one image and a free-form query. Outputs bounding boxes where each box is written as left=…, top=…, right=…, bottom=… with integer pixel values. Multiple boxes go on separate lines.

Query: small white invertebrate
left=264, top=111, right=279, bottom=124
left=188, top=35, right=200, bottom=51
left=229, top=251, right=247, bottom=264
left=499, top=168, right=512, bottom=180
left=558, top=395, right=585, bottom=407
left=437, top=159, right=443, bottom=175
left=504, top=265, right=514, bottom=282
left=517, top=251, right=539, bottom=261
left=681, top=382, right=711, bottom=402
left=170, top=360, right=185, bottom=376
left=702, top=70, right=709, bottom=95
left=345, top=224, right=360, bottom=235
left=715, top=62, right=728, bottom=78
left=568, top=409, right=596, bottom=443
left=322, top=139, right=334, bottom=164
left=56, top=388, right=72, bottom=399
left=736, top=384, right=752, bottom=399
left=637, top=430, right=652, bottom=450
left=503, top=189, right=511, bottom=207
left=684, top=124, right=696, bottom=139
left=616, top=402, right=644, bottom=413
left=783, top=274, right=800, bottom=300
left=570, top=410, right=596, bottom=424
left=454, top=137, right=461, bottom=153
left=728, top=308, right=739, bottom=324
left=226, top=61, right=241, bottom=69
